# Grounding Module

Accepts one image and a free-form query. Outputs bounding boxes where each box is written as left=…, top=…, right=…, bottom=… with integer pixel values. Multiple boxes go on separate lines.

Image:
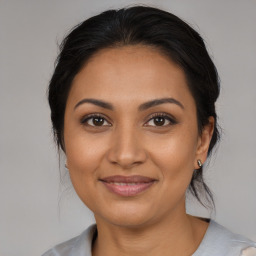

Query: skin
left=64, top=45, right=214, bottom=256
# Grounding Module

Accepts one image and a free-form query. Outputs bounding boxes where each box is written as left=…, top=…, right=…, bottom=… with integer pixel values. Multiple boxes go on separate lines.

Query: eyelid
left=80, top=112, right=177, bottom=127
left=80, top=113, right=112, bottom=126
left=144, top=112, right=177, bottom=127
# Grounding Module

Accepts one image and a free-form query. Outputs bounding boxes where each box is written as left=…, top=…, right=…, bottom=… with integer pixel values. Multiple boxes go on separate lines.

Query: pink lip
left=100, top=175, right=157, bottom=197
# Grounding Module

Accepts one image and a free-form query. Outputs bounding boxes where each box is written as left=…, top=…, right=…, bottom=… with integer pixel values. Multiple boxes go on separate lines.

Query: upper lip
left=100, top=175, right=156, bottom=183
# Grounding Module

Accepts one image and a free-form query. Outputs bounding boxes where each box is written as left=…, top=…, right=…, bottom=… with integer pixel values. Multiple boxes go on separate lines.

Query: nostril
left=106, top=131, right=147, bottom=168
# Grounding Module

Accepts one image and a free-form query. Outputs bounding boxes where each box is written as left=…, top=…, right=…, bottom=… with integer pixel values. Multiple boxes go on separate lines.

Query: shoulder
left=42, top=224, right=96, bottom=256
left=194, top=220, right=256, bottom=256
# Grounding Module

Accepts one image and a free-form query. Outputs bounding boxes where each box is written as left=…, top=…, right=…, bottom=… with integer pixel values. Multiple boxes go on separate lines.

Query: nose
left=106, top=125, right=147, bottom=169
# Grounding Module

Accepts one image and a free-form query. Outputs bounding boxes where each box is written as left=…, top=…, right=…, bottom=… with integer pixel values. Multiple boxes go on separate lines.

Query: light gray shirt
left=42, top=220, right=256, bottom=256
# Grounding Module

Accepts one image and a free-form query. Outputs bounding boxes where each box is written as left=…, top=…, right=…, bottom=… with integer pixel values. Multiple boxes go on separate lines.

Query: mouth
left=99, top=175, right=157, bottom=197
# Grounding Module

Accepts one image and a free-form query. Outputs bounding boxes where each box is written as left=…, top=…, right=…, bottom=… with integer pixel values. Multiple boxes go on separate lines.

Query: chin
left=94, top=202, right=155, bottom=228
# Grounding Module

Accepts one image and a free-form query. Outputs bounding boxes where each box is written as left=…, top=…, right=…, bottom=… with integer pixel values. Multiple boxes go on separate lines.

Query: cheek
left=64, top=134, right=108, bottom=192
left=150, top=131, right=197, bottom=172
left=147, top=127, right=198, bottom=191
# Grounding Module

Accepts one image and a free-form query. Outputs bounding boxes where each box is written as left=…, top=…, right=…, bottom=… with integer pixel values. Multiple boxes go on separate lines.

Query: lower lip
left=101, top=181, right=155, bottom=197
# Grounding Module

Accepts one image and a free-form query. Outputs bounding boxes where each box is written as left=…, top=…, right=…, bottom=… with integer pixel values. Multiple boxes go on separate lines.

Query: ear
left=194, top=116, right=215, bottom=169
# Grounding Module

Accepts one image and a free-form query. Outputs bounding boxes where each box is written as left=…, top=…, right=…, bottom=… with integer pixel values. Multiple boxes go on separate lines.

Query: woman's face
left=64, top=45, right=213, bottom=227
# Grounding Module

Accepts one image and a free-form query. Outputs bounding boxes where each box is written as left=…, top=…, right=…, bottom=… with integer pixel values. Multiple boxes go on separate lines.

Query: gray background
left=0, top=0, right=255, bottom=255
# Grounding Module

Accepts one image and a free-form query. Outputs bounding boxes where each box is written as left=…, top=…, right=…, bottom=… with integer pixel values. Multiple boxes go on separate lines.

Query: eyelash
left=80, top=112, right=177, bottom=128
left=146, top=113, right=177, bottom=127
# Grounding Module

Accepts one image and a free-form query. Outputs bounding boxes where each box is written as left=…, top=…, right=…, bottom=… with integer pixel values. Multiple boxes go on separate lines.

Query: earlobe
left=195, top=117, right=215, bottom=168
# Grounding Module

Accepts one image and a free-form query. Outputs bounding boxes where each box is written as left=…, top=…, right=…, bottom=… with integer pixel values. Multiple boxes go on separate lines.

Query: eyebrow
left=74, top=97, right=184, bottom=111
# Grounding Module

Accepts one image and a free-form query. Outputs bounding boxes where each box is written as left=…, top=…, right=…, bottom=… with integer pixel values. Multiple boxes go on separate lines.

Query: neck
left=92, top=207, right=208, bottom=256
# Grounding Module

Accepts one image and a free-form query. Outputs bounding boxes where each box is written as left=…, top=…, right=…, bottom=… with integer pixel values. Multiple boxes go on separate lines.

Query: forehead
left=68, top=45, right=195, bottom=110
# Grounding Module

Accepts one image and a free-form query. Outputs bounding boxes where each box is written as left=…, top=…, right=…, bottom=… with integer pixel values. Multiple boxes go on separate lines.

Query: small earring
left=65, top=163, right=68, bottom=169
left=197, top=159, right=202, bottom=168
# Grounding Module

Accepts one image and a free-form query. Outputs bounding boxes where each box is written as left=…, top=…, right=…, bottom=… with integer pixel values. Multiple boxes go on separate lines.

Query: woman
left=43, top=6, right=256, bottom=256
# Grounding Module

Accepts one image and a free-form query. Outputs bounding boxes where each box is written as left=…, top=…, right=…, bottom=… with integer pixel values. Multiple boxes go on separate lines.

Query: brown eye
left=81, top=114, right=111, bottom=127
left=146, top=113, right=177, bottom=127
left=153, top=116, right=166, bottom=126
left=91, top=117, right=105, bottom=126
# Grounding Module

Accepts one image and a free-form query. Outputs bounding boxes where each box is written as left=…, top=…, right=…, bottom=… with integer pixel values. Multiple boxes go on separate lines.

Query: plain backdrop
left=0, top=0, right=255, bottom=255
